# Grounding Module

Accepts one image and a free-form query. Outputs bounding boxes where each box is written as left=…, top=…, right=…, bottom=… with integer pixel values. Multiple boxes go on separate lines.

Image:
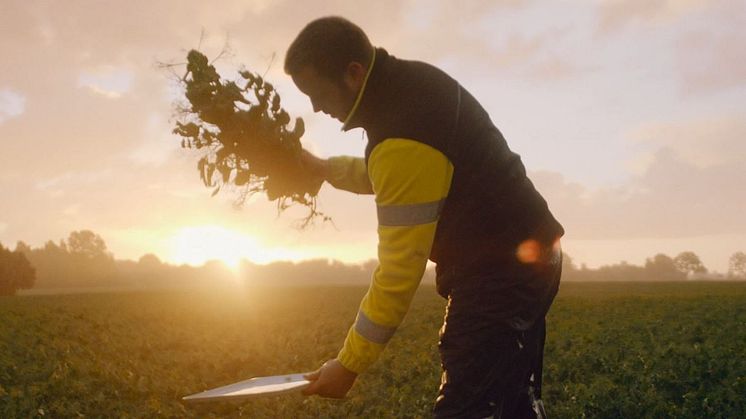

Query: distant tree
left=24, top=231, right=117, bottom=288
left=66, top=230, right=110, bottom=260
left=561, top=253, right=578, bottom=273
left=361, top=259, right=378, bottom=275
left=43, top=240, right=64, bottom=254
left=138, top=253, right=162, bottom=267
left=644, top=253, right=686, bottom=281
left=0, top=243, right=36, bottom=296
left=14, top=241, right=32, bottom=255
left=729, top=252, right=746, bottom=279
left=559, top=253, right=592, bottom=281
left=674, top=251, right=707, bottom=277
left=595, top=261, right=647, bottom=281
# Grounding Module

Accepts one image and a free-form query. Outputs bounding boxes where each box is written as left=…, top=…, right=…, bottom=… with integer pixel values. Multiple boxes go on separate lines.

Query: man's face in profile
left=291, top=65, right=360, bottom=123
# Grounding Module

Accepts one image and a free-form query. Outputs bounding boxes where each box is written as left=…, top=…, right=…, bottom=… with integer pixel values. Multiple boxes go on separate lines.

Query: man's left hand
left=302, top=358, right=357, bottom=398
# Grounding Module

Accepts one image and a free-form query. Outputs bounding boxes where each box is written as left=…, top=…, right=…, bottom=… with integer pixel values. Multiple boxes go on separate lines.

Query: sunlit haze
left=0, top=0, right=744, bottom=272
left=167, top=225, right=304, bottom=269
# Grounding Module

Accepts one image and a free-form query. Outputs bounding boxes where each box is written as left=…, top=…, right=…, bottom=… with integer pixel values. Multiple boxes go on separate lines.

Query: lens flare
left=516, top=239, right=541, bottom=264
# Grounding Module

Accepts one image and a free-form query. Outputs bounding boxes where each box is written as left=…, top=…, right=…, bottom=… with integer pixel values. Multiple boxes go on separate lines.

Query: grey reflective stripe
left=354, top=310, right=397, bottom=344
left=377, top=198, right=445, bottom=226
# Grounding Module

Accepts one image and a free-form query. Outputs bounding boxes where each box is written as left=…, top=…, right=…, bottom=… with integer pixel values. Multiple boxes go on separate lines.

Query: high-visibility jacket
left=327, top=48, right=564, bottom=374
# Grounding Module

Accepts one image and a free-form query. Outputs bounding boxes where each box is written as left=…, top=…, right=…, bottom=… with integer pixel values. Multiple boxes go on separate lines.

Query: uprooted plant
left=170, top=49, right=327, bottom=227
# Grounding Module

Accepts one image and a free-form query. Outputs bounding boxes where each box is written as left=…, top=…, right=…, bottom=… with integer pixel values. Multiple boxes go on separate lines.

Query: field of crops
left=1, top=281, right=745, bottom=418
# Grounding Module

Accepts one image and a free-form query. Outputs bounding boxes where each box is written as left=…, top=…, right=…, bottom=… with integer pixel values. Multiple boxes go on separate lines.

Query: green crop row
left=1, top=282, right=745, bottom=418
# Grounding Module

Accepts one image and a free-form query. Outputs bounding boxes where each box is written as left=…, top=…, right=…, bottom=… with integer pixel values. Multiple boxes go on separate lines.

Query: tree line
left=0, top=230, right=382, bottom=296
left=562, top=251, right=746, bottom=282
left=1, top=230, right=746, bottom=295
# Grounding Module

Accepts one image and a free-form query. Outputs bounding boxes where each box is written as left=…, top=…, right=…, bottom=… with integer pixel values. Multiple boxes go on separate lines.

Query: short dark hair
left=284, top=16, right=373, bottom=81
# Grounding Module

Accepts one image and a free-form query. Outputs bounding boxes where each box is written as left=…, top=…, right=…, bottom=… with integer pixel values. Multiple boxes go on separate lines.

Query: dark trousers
left=433, top=251, right=561, bottom=418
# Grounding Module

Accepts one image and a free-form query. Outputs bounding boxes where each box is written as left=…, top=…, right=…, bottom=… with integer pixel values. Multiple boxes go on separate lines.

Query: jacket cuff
left=326, top=156, right=348, bottom=183
left=337, top=326, right=386, bottom=374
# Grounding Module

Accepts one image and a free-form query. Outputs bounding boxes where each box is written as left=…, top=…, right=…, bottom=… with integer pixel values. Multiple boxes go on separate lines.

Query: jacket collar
left=341, top=47, right=390, bottom=132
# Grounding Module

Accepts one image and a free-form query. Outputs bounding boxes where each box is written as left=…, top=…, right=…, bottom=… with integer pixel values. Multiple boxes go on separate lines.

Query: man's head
left=285, top=17, right=373, bottom=122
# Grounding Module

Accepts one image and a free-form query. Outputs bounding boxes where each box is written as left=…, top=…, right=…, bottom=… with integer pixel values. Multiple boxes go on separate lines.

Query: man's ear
left=343, top=61, right=367, bottom=91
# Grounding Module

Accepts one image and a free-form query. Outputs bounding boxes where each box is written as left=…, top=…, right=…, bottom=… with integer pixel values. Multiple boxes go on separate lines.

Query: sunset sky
left=1, top=0, right=744, bottom=272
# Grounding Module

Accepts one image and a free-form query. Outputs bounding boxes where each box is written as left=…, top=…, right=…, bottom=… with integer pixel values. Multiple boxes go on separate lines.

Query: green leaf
left=206, top=163, right=216, bottom=186
left=291, top=117, right=305, bottom=138
left=197, top=158, right=207, bottom=185
left=235, top=171, right=250, bottom=186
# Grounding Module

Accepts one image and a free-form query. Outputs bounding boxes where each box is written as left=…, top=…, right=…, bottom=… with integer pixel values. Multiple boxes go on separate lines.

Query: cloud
left=389, top=2, right=589, bottom=82
left=525, top=54, right=589, bottom=81
left=533, top=145, right=746, bottom=240
left=594, top=0, right=746, bottom=94
left=489, top=33, right=549, bottom=68
left=596, top=0, right=709, bottom=35
left=126, top=114, right=182, bottom=167
left=62, top=204, right=81, bottom=217
left=0, top=88, right=26, bottom=123
left=673, top=2, right=746, bottom=94
left=35, top=169, right=114, bottom=196
left=628, top=115, right=746, bottom=169
left=77, top=67, right=134, bottom=98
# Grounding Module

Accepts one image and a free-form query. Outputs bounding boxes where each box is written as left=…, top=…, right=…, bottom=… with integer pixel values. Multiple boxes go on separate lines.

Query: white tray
left=183, top=373, right=310, bottom=402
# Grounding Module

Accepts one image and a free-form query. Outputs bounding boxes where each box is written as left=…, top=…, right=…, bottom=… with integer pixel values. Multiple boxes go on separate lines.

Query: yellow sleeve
left=326, top=156, right=374, bottom=194
left=337, top=138, right=453, bottom=373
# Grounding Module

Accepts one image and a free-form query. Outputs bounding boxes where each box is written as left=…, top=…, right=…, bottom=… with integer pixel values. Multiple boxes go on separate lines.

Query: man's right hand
left=302, top=358, right=358, bottom=399
left=300, top=149, right=330, bottom=180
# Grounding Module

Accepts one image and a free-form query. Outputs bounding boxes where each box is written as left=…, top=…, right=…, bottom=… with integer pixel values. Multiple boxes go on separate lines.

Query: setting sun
left=166, top=225, right=306, bottom=268
left=167, top=225, right=260, bottom=269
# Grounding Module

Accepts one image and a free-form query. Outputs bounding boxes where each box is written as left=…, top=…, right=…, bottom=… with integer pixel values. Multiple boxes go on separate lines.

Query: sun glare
left=166, top=225, right=307, bottom=270
left=168, top=225, right=261, bottom=270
